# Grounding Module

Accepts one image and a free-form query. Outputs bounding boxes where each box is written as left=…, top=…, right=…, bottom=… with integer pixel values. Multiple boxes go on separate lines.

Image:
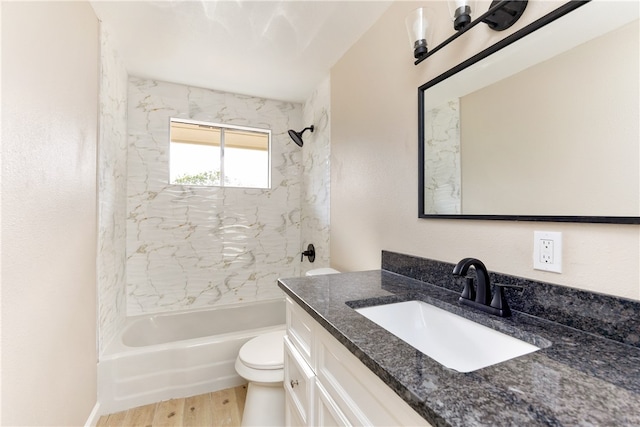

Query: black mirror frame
left=418, top=0, right=640, bottom=224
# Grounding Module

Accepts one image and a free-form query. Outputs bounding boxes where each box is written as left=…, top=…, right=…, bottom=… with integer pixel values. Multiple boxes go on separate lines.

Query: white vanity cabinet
left=284, top=297, right=431, bottom=427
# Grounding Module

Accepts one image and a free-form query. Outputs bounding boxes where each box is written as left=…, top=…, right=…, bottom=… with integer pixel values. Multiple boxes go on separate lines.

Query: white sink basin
left=355, top=300, right=540, bottom=373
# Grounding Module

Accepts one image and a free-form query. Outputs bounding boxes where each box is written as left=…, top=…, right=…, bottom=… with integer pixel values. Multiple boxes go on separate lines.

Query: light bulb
left=448, top=0, right=476, bottom=31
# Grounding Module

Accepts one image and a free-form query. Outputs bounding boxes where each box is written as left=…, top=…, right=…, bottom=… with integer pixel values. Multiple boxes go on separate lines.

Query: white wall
left=1, top=1, right=99, bottom=425
left=330, top=0, right=640, bottom=300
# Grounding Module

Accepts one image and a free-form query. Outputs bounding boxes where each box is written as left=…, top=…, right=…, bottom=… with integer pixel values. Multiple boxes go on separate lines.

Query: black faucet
left=453, top=258, right=517, bottom=317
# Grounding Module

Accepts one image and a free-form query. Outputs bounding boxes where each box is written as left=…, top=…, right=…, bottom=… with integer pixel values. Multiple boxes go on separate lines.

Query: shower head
left=288, top=125, right=314, bottom=147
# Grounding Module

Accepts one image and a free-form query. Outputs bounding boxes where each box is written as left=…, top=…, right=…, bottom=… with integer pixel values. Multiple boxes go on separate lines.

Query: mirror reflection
left=419, top=2, right=639, bottom=223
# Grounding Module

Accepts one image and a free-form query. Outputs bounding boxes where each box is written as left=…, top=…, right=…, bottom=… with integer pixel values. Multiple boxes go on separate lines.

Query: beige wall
left=1, top=1, right=99, bottom=425
left=330, top=0, right=640, bottom=300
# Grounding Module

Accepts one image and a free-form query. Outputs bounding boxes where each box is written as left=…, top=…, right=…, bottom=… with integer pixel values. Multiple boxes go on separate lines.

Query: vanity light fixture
left=408, top=0, right=528, bottom=65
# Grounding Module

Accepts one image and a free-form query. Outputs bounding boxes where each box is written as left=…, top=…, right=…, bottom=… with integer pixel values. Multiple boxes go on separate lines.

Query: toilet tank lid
left=239, top=330, right=286, bottom=370
left=305, top=268, right=340, bottom=276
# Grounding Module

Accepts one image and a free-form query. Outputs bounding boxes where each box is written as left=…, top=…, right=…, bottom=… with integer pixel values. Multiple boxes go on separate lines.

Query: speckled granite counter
left=277, top=252, right=640, bottom=427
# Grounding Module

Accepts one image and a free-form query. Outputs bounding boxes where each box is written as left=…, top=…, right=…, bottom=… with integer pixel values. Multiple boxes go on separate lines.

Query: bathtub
left=98, top=298, right=286, bottom=414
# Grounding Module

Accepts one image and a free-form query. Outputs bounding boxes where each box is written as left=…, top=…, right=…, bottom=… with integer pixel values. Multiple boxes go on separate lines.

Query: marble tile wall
left=97, top=24, right=128, bottom=354
left=301, top=76, right=331, bottom=273
left=126, top=77, right=303, bottom=315
left=424, top=99, right=461, bottom=214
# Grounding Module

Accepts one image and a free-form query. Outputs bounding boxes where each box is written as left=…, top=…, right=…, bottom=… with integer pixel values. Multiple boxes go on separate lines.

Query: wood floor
left=97, top=385, right=247, bottom=427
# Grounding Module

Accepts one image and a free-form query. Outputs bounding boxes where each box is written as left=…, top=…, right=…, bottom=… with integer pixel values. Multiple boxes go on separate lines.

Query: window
left=169, top=119, right=271, bottom=189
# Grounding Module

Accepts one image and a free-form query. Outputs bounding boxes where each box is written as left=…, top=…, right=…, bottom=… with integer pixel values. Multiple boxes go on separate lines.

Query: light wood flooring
left=97, top=385, right=247, bottom=427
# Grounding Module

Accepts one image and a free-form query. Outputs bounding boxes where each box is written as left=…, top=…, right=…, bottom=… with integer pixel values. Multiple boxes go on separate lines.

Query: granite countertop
left=278, top=269, right=640, bottom=427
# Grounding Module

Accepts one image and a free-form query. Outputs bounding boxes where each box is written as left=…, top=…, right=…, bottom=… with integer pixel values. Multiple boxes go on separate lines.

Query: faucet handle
left=490, top=284, right=524, bottom=317
left=460, top=277, right=476, bottom=301
left=301, top=243, right=315, bottom=262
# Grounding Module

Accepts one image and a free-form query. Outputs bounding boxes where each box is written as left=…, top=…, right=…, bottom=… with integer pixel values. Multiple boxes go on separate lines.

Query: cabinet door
left=285, top=393, right=306, bottom=427
left=315, top=381, right=351, bottom=427
left=284, top=336, right=315, bottom=425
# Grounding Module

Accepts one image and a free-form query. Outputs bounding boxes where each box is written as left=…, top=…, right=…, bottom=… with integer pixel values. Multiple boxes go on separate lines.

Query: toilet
left=235, top=267, right=339, bottom=426
left=235, top=329, right=287, bottom=426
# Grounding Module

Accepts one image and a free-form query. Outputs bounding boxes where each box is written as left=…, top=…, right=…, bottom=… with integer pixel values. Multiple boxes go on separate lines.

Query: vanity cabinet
left=284, top=297, right=431, bottom=427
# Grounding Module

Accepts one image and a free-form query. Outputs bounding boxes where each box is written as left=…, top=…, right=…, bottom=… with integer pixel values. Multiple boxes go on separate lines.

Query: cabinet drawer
left=284, top=336, right=315, bottom=425
left=286, top=297, right=314, bottom=366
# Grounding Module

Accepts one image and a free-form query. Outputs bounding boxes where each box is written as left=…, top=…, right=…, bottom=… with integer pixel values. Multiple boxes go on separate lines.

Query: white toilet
left=235, top=329, right=287, bottom=426
left=235, top=267, right=339, bottom=426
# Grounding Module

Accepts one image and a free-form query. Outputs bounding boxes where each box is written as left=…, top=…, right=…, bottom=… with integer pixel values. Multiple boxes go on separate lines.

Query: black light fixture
left=407, top=0, right=528, bottom=64
left=287, top=125, right=314, bottom=147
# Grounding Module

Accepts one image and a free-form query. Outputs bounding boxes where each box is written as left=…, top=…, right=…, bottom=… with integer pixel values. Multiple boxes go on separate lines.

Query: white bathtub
left=98, top=298, right=286, bottom=414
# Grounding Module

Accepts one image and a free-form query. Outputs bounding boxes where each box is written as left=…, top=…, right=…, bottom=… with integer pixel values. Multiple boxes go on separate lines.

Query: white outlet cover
left=533, top=231, right=562, bottom=273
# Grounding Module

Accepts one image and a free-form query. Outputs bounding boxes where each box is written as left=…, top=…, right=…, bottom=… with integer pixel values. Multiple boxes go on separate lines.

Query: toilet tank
left=305, top=268, right=340, bottom=276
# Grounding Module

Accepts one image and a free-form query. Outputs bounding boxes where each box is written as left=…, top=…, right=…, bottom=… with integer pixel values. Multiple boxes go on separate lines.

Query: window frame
left=169, top=118, right=272, bottom=189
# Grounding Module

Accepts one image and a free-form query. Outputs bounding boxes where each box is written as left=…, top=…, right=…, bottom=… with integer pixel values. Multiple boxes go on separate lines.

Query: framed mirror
left=418, top=1, right=639, bottom=223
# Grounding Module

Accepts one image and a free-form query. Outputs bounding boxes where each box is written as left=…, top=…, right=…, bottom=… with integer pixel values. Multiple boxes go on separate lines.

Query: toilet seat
left=238, top=330, right=285, bottom=370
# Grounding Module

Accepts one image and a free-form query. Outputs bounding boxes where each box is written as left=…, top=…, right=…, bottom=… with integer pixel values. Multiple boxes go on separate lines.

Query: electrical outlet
left=534, top=231, right=562, bottom=273
left=540, top=239, right=554, bottom=264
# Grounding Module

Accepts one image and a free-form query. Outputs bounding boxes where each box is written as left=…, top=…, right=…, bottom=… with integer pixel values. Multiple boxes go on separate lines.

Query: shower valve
left=301, top=244, right=315, bottom=263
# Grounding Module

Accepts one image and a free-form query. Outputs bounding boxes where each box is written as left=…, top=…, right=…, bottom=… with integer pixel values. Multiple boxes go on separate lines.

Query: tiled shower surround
left=301, top=76, right=331, bottom=269
left=126, top=77, right=309, bottom=315
left=97, top=25, right=128, bottom=354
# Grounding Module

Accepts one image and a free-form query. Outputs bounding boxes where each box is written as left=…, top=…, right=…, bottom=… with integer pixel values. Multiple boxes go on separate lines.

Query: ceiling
left=90, top=0, right=393, bottom=103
